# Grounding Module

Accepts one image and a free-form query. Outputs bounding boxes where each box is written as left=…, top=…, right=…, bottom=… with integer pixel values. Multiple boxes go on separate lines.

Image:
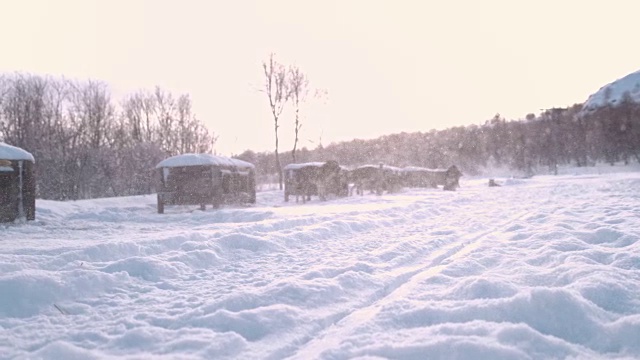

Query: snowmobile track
left=285, top=209, right=532, bottom=360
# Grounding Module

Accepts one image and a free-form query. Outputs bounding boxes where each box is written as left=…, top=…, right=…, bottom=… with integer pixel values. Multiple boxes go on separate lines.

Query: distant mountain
left=582, top=70, right=640, bottom=113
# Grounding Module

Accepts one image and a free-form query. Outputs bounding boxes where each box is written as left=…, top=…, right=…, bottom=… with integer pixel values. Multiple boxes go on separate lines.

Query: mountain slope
left=583, top=69, right=640, bottom=112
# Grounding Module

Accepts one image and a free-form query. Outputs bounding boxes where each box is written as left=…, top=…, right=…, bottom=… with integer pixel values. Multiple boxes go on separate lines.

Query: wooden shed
left=401, top=165, right=462, bottom=190
left=155, top=153, right=256, bottom=214
left=283, top=162, right=325, bottom=202
left=283, top=161, right=349, bottom=202
left=0, top=142, right=36, bottom=222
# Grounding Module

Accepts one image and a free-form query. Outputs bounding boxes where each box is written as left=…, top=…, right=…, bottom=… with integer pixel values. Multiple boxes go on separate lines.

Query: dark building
left=0, top=143, right=36, bottom=222
left=155, top=153, right=256, bottom=214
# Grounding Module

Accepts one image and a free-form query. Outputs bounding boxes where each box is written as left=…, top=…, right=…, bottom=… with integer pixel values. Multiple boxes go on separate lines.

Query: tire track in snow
left=285, top=208, right=532, bottom=360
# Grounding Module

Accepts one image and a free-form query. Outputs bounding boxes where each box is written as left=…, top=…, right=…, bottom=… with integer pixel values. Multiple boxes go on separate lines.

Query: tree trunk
left=275, top=121, right=283, bottom=190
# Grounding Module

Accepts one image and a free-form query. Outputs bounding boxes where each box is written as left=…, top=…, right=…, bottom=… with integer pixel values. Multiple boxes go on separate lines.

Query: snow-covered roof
left=402, top=166, right=429, bottom=172
left=155, top=153, right=254, bottom=169
left=355, top=164, right=382, bottom=170
left=355, top=164, right=402, bottom=171
left=582, top=69, right=640, bottom=113
left=283, top=162, right=326, bottom=170
left=0, top=142, right=35, bottom=162
left=402, top=166, right=447, bottom=172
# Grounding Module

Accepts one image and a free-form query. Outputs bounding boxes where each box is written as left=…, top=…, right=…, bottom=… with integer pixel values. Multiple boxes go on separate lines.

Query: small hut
left=349, top=164, right=402, bottom=196
left=155, top=153, right=256, bottom=214
left=283, top=162, right=325, bottom=202
left=0, top=142, right=36, bottom=222
left=400, top=165, right=462, bottom=190
left=283, top=161, right=349, bottom=202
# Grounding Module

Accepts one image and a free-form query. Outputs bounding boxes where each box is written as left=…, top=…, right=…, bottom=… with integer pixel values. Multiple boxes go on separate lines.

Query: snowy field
left=1, top=164, right=640, bottom=360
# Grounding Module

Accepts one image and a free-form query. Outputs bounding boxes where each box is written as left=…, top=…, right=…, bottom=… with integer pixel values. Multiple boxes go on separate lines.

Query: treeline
left=0, top=73, right=215, bottom=200
left=4, top=72, right=640, bottom=201
left=237, top=100, right=640, bottom=178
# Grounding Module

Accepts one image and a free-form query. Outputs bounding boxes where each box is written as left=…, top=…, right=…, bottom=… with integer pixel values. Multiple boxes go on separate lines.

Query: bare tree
left=122, top=92, right=145, bottom=142
left=67, top=80, right=116, bottom=198
left=154, top=86, right=177, bottom=154
left=288, top=65, right=308, bottom=162
left=1, top=72, right=220, bottom=200
left=121, top=90, right=161, bottom=145
left=176, top=94, right=193, bottom=154
left=0, top=74, right=48, bottom=151
left=262, top=53, right=289, bottom=189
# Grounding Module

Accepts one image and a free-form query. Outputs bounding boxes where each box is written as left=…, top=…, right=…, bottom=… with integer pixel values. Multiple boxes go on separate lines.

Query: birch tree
left=288, top=65, right=308, bottom=162
left=262, top=53, right=289, bottom=189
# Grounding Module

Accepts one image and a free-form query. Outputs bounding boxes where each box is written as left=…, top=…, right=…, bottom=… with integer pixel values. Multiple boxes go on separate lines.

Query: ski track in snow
left=1, top=170, right=640, bottom=359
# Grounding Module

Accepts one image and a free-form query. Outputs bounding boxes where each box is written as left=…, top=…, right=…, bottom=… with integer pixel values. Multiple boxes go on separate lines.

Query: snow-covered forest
left=0, top=74, right=215, bottom=200
left=239, top=102, right=640, bottom=184
left=2, top=71, right=640, bottom=200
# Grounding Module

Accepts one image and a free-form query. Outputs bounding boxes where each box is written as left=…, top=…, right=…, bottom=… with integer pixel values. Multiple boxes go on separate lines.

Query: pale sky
left=1, top=0, right=639, bottom=156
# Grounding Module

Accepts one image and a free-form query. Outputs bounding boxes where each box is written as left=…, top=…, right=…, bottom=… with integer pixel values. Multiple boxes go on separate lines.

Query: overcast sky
left=2, top=0, right=639, bottom=156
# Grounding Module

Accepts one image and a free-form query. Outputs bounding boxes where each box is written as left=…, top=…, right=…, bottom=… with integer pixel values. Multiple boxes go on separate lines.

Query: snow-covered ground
left=1, top=164, right=640, bottom=359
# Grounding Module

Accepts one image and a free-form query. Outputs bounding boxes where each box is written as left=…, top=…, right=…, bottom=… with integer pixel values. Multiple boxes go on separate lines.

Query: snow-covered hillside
left=1, top=164, right=640, bottom=359
left=583, top=69, right=640, bottom=113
